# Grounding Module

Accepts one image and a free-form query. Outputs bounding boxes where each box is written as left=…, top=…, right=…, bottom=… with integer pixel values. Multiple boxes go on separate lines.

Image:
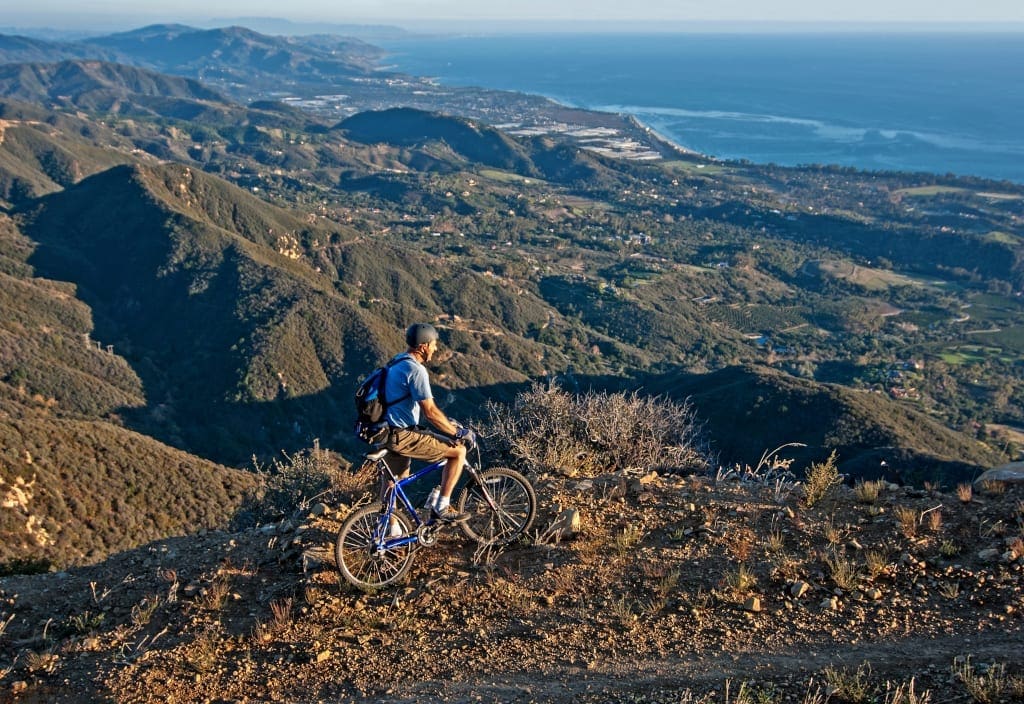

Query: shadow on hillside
left=607, top=366, right=989, bottom=488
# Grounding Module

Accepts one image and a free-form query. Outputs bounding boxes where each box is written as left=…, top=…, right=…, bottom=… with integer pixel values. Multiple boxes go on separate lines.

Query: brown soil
left=1, top=471, right=1022, bottom=703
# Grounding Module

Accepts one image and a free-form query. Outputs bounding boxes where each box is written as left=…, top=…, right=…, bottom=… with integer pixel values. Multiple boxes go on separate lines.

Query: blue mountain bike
left=335, top=442, right=537, bottom=589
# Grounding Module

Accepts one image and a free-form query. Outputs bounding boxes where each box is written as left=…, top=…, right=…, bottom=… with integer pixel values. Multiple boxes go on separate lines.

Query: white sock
left=389, top=519, right=403, bottom=537
left=435, top=495, right=450, bottom=512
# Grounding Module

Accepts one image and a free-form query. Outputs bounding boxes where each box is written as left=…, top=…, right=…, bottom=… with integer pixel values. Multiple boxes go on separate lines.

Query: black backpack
left=353, top=355, right=413, bottom=444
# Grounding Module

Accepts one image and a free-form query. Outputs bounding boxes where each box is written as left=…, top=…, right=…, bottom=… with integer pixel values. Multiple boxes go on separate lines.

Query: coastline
left=623, top=114, right=704, bottom=159
left=373, top=34, right=1024, bottom=183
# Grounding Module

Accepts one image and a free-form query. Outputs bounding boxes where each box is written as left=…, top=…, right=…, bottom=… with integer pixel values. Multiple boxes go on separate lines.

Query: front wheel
left=456, top=467, right=536, bottom=546
left=335, top=506, right=415, bottom=589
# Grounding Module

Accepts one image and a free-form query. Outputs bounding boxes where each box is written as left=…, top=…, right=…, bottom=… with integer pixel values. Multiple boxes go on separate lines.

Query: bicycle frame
left=371, top=448, right=498, bottom=552
left=374, top=455, right=445, bottom=550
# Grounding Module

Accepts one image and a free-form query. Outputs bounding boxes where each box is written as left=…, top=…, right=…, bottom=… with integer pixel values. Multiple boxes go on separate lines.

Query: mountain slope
left=657, top=364, right=1001, bottom=484
left=0, top=213, right=256, bottom=570
left=86, top=25, right=380, bottom=88
left=0, top=103, right=134, bottom=204
left=0, top=60, right=230, bottom=120
left=338, top=108, right=537, bottom=175
left=16, top=163, right=386, bottom=462
left=0, top=393, right=257, bottom=570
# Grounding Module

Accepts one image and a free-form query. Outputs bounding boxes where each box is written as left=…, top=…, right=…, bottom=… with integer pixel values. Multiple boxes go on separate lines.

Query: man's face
left=422, top=338, right=438, bottom=362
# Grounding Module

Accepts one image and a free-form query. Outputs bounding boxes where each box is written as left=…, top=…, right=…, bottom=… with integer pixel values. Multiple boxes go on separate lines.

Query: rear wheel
left=456, top=467, right=536, bottom=546
left=335, top=506, right=415, bottom=589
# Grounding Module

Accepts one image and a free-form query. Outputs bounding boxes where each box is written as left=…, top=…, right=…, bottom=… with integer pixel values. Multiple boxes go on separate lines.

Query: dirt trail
left=385, top=629, right=1022, bottom=703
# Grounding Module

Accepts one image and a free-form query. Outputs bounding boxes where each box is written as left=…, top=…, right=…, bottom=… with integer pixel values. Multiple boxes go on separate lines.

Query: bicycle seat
left=365, top=448, right=388, bottom=461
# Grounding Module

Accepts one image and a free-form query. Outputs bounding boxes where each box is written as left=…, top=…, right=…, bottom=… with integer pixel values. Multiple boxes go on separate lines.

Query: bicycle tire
left=456, top=467, right=536, bottom=546
left=335, top=505, right=415, bottom=589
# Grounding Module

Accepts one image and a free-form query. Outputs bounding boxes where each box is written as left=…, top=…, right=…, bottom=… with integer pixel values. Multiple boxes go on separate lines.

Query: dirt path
left=384, top=629, right=1021, bottom=703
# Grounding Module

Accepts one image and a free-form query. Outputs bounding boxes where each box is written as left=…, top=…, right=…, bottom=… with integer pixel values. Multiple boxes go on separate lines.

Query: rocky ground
left=1, top=466, right=1023, bottom=703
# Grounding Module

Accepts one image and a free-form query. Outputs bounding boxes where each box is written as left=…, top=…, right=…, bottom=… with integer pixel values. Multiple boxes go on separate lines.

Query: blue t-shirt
left=383, top=353, right=432, bottom=428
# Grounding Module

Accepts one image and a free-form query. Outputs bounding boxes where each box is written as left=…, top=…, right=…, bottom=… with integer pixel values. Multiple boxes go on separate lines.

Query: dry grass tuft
left=883, top=677, right=932, bottom=704
left=823, top=662, right=874, bottom=703
left=824, top=549, right=860, bottom=590
left=615, top=524, right=645, bottom=555
left=199, top=574, right=231, bottom=611
left=977, top=479, right=1005, bottom=497
left=957, top=483, right=973, bottom=503
left=893, top=506, right=919, bottom=539
left=722, top=563, right=757, bottom=600
left=823, top=516, right=847, bottom=546
left=183, top=627, right=220, bottom=674
left=939, top=540, right=961, bottom=558
left=864, top=549, right=889, bottom=580
left=802, top=451, right=841, bottom=507
left=923, top=507, right=943, bottom=533
left=854, top=479, right=884, bottom=504
left=952, top=658, right=1024, bottom=703
left=130, top=595, right=161, bottom=628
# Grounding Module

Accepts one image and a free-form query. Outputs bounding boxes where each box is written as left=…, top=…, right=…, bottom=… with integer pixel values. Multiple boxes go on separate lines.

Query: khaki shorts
left=384, top=427, right=455, bottom=476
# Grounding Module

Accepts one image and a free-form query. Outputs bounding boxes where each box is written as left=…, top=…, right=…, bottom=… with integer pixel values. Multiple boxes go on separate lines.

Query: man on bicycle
left=382, top=323, right=476, bottom=522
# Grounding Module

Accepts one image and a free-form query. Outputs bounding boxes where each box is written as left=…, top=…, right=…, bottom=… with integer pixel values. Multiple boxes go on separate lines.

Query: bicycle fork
left=466, top=465, right=499, bottom=511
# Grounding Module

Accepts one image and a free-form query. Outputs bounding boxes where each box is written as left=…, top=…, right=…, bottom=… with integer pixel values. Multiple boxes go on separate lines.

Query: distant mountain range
left=0, top=24, right=382, bottom=100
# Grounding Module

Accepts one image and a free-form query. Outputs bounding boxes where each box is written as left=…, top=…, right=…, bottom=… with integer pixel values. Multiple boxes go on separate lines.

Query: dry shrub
left=725, top=526, right=756, bottom=562
left=237, top=442, right=341, bottom=526
left=482, top=383, right=709, bottom=476
left=802, top=451, right=841, bottom=507
left=894, top=506, right=919, bottom=539
left=864, top=549, right=889, bottom=580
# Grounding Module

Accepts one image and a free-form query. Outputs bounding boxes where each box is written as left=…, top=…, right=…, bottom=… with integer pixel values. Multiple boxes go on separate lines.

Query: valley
left=0, top=25, right=1022, bottom=573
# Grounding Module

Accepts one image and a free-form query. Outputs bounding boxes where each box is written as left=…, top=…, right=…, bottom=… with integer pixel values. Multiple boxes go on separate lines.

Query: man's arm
left=419, top=398, right=459, bottom=437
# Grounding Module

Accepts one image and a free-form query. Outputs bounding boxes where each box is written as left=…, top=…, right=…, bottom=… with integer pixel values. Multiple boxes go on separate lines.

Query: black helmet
left=405, top=323, right=439, bottom=348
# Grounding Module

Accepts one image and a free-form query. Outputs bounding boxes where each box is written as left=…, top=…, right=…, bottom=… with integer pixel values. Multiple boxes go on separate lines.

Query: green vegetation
left=0, top=50, right=1022, bottom=571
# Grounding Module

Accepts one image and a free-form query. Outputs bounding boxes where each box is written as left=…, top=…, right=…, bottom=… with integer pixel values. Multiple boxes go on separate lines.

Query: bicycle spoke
left=336, top=506, right=416, bottom=588
left=458, top=468, right=536, bottom=545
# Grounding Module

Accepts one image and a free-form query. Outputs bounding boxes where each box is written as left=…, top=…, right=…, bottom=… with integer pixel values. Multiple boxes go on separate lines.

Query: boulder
left=974, top=464, right=1024, bottom=485
left=545, top=508, right=581, bottom=542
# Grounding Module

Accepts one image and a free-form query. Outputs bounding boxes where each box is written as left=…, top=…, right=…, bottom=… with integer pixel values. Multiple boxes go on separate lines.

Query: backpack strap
left=380, top=353, right=414, bottom=409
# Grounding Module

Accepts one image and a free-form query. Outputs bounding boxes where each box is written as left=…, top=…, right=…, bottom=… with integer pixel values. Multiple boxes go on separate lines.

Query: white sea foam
left=600, top=104, right=1024, bottom=156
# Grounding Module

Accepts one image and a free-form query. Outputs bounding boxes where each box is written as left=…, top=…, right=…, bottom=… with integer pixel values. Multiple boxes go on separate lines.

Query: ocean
left=376, top=33, right=1024, bottom=183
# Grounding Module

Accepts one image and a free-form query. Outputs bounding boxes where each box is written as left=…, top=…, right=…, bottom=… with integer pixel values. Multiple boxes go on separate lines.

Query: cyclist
left=380, top=323, right=476, bottom=524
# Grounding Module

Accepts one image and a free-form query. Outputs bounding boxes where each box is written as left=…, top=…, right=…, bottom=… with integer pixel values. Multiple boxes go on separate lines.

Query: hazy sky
left=6, top=0, right=1024, bottom=30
